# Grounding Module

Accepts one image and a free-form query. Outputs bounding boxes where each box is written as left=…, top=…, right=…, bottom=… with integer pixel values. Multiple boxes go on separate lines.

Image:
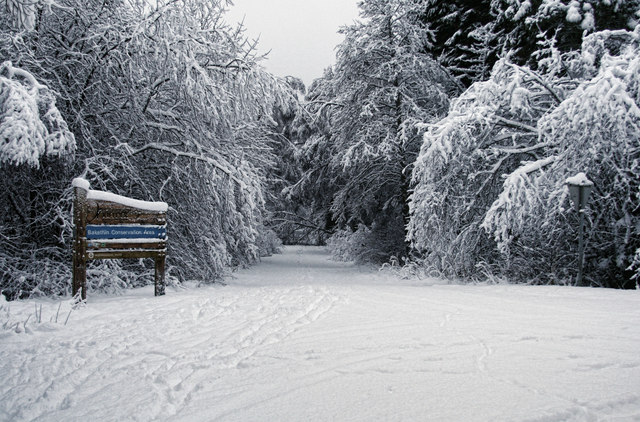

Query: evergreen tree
left=301, top=0, right=459, bottom=262
left=490, top=0, right=640, bottom=69
left=283, top=67, right=344, bottom=246
left=421, top=0, right=496, bottom=85
left=418, top=0, right=640, bottom=86
left=263, top=76, right=330, bottom=246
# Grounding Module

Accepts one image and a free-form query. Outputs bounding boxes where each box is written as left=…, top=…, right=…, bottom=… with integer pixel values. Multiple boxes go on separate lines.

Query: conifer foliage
left=297, top=0, right=459, bottom=262
left=490, top=0, right=640, bottom=69
left=420, top=0, right=640, bottom=86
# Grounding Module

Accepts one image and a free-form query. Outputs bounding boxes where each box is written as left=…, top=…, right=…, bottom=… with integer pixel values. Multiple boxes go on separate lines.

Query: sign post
left=72, top=178, right=168, bottom=301
left=566, top=173, right=594, bottom=287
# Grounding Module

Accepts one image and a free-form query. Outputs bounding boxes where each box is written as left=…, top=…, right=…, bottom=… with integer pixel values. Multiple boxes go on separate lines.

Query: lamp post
left=566, top=172, right=594, bottom=286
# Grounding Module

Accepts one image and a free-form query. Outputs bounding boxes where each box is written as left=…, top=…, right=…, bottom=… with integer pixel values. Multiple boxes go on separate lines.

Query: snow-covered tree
left=280, top=67, right=344, bottom=246
left=414, top=0, right=640, bottom=87
left=0, top=61, right=75, bottom=168
left=419, top=0, right=496, bottom=85
left=409, top=28, right=640, bottom=287
left=408, top=56, right=564, bottom=278
left=299, top=0, right=459, bottom=262
left=260, top=75, right=324, bottom=246
left=490, top=0, right=640, bottom=68
left=1, top=0, right=292, bottom=298
left=483, top=29, right=640, bottom=287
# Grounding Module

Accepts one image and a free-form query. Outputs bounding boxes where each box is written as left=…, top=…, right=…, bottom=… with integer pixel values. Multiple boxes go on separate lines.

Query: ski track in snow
left=1, top=245, right=640, bottom=421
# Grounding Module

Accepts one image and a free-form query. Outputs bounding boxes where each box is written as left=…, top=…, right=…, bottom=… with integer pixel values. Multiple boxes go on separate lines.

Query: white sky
left=225, top=0, right=360, bottom=87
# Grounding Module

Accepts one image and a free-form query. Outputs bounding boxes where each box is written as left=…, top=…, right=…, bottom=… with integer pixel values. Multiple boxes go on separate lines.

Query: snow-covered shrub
left=409, top=28, right=640, bottom=287
left=326, top=226, right=370, bottom=263
left=0, top=62, right=74, bottom=298
left=380, top=254, right=445, bottom=280
left=256, top=227, right=283, bottom=257
left=0, top=249, right=70, bottom=300
left=327, top=219, right=406, bottom=264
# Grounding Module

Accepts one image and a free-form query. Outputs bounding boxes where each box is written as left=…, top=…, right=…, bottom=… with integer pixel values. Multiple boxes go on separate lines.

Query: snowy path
left=2, top=246, right=640, bottom=421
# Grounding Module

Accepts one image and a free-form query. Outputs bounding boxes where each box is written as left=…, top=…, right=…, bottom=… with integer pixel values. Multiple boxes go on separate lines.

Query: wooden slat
left=86, top=199, right=166, bottom=225
left=87, top=249, right=166, bottom=260
left=87, top=241, right=167, bottom=250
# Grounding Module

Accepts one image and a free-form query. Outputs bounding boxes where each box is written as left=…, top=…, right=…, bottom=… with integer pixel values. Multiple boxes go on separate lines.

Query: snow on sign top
left=71, top=177, right=90, bottom=190
left=72, top=178, right=168, bottom=212
left=565, top=172, right=594, bottom=187
left=87, top=190, right=168, bottom=212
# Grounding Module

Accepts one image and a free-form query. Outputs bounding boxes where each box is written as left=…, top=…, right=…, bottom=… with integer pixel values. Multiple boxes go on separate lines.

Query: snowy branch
left=128, top=142, right=246, bottom=188
left=491, top=115, right=538, bottom=134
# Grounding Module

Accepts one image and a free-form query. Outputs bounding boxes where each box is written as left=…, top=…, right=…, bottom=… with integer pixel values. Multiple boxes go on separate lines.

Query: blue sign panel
left=86, top=225, right=166, bottom=240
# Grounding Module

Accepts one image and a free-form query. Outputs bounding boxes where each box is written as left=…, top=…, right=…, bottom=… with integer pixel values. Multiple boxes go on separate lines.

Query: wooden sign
left=72, top=178, right=169, bottom=301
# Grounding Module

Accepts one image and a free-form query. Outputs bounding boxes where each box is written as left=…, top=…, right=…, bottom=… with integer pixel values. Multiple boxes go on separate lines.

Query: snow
left=72, top=178, right=169, bottom=212
left=581, top=11, right=595, bottom=31
left=87, top=190, right=168, bottom=212
left=513, top=0, right=532, bottom=21
left=71, top=177, right=90, bottom=190
left=566, top=172, right=594, bottom=186
left=87, top=238, right=165, bottom=244
left=566, top=2, right=582, bottom=23
left=2, top=246, right=640, bottom=421
left=0, top=62, right=75, bottom=168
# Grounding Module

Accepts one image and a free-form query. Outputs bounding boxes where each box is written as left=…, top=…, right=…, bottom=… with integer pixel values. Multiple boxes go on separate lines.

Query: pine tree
left=302, top=0, right=459, bottom=262
left=417, top=0, right=640, bottom=86
left=421, top=0, right=496, bottom=85
left=490, top=0, right=640, bottom=69
left=285, top=67, right=344, bottom=245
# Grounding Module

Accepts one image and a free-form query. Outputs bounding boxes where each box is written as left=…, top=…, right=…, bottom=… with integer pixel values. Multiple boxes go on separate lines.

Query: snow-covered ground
left=2, top=246, right=640, bottom=421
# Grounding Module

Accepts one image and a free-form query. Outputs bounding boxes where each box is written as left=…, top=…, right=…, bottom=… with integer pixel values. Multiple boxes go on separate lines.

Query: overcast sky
left=225, top=0, right=360, bottom=87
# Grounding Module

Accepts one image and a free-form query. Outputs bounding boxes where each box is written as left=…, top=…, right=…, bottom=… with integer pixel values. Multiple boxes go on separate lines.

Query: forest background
left=1, top=0, right=639, bottom=299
